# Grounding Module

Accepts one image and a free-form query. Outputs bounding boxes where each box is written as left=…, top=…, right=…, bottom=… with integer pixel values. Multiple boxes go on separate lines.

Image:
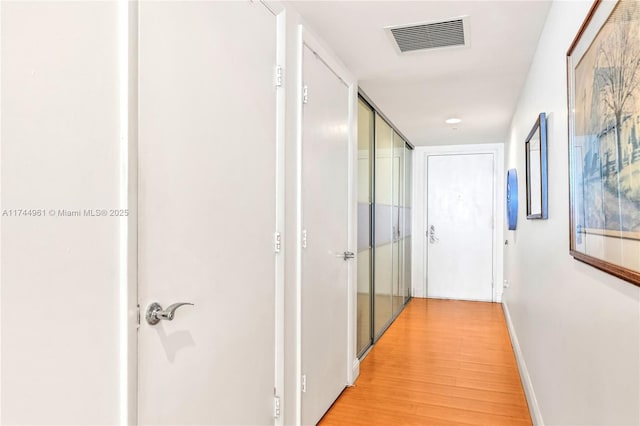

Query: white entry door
left=138, top=2, right=279, bottom=425
left=301, top=44, right=350, bottom=425
left=426, top=154, right=494, bottom=301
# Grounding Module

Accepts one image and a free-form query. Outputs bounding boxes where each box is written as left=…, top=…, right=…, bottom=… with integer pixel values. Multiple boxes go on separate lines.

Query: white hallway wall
left=504, top=1, right=640, bottom=425
left=1, top=2, right=123, bottom=424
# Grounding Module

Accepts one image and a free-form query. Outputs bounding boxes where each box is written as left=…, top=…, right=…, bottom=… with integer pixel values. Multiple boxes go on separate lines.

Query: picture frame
left=525, top=113, right=548, bottom=219
left=567, top=0, right=640, bottom=286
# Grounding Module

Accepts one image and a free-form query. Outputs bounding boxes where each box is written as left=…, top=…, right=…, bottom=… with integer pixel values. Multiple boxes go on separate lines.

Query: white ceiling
left=287, top=0, right=552, bottom=146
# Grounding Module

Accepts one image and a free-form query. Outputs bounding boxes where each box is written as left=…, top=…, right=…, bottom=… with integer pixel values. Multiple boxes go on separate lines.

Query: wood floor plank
left=318, top=298, right=532, bottom=425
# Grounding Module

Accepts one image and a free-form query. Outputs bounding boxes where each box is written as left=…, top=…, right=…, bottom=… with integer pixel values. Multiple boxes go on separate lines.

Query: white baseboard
left=502, top=300, right=544, bottom=426
left=348, top=358, right=360, bottom=386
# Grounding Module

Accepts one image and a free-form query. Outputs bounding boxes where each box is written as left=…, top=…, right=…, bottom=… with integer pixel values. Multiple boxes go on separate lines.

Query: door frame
left=273, top=5, right=286, bottom=426
left=412, top=143, right=504, bottom=302
left=295, top=23, right=358, bottom=425
left=125, top=2, right=288, bottom=425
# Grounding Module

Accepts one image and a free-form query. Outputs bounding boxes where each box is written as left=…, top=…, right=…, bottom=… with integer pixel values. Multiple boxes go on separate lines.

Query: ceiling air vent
left=386, top=17, right=469, bottom=53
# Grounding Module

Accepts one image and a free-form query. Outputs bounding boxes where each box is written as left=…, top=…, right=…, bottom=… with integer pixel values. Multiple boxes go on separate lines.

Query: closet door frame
left=358, top=91, right=415, bottom=353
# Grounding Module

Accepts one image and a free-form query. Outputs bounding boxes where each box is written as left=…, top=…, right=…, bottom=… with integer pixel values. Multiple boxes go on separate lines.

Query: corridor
left=2, top=1, right=639, bottom=424
left=320, top=299, right=532, bottom=425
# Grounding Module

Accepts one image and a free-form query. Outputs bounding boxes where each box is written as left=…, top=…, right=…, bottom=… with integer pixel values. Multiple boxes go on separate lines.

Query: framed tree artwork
left=567, top=0, right=640, bottom=286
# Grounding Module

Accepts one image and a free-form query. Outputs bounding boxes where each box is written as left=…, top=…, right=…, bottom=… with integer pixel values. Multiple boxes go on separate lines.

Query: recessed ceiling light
left=445, top=118, right=462, bottom=124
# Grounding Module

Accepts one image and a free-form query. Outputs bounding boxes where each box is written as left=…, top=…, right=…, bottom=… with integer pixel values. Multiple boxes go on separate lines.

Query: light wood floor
left=320, top=298, right=532, bottom=426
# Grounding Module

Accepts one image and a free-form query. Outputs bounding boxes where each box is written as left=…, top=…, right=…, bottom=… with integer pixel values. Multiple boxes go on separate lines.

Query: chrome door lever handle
left=343, top=251, right=355, bottom=261
left=146, top=302, right=194, bottom=325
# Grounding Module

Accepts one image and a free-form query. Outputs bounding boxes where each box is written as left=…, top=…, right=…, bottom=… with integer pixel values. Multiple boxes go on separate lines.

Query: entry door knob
left=146, top=302, right=194, bottom=325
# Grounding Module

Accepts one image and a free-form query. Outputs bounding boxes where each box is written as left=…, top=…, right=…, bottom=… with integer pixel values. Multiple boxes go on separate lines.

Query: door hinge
left=301, top=374, right=307, bottom=393
left=302, top=230, right=307, bottom=249
left=273, top=396, right=281, bottom=418
left=274, top=65, right=283, bottom=87
left=274, top=231, right=282, bottom=253
left=136, top=304, right=140, bottom=328
left=302, top=85, right=309, bottom=104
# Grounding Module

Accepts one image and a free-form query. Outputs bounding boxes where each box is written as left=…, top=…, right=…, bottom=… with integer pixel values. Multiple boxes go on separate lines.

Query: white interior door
left=426, top=154, right=494, bottom=301
left=138, top=2, right=278, bottom=424
left=301, top=44, right=350, bottom=426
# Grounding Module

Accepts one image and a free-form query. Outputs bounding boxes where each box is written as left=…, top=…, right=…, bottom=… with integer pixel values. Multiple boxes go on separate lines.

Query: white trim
left=0, top=1, right=4, bottom=421
left=346, top=51, right=358, bottom=388
left=118, top=1, right=130, bottom=424
left=502, top=300, right=545, bottom=426
left=274, top=5, right=286, bottom=426
left=351, top=358, right=360, bottom=383
left=260, top=4, right=286, bottom=425
left=125, top=2, right=139, bottom=424
left=413, top=143, right=504, bottom=302
left=410, top=146, right=420, bottom=298
left=300, top=26, right=356, bottom=86
left=294, top=23, right=304, bottom=426
left=260, top=0, right=284, bottom=16
left=295, top=23, right=358, bottom=424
